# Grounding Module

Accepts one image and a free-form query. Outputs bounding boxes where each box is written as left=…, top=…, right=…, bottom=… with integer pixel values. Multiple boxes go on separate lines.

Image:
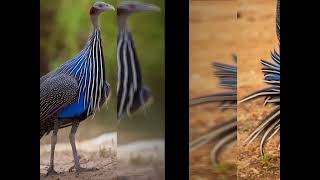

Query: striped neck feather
left=117, top=31, right=145, bottom=118
left=58, top=29, right=106, bottom=116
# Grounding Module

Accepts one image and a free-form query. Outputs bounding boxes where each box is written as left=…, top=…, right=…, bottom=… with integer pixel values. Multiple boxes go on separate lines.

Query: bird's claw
left=68, top=165, right=75, bottom=172
left=46, top=167, right=58, bottom=176
left=69, top=166, right=98, bottom=175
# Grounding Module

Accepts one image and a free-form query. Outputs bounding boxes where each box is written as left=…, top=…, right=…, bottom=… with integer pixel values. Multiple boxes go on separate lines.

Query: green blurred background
left=40, top=0, right=165, bottom=145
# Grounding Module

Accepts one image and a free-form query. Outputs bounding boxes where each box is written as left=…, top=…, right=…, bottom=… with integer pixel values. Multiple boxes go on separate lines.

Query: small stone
left=250, top=168, right=259, bottom=174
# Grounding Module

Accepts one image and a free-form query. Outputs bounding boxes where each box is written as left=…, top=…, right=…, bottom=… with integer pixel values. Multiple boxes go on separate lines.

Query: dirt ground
left=189, top=0, right=279, bottom=179
left=40, top=133, right=164, bottom=180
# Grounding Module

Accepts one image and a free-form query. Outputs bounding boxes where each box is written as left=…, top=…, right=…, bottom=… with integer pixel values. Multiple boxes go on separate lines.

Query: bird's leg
left=68, top=121, right=97, bottom=175
left=46, top=120, right=60, bottom=176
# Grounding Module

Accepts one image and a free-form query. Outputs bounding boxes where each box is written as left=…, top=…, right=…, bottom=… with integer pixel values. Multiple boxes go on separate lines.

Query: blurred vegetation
left=40, top=0, right=164, bottom=144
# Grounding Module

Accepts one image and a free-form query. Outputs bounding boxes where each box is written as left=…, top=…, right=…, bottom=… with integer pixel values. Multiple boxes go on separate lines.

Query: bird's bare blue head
left=90, top=2, right=115, bottom=28
left=117, top=1, right=160, bottom=31
left=117, top=1, right=160, bottom=14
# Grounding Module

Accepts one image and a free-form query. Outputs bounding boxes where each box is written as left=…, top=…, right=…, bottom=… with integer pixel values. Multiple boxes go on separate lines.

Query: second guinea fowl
left=116, top=1, right=160, bottom=119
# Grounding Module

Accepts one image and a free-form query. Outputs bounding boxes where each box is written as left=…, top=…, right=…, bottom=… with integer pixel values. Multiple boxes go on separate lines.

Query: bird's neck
left=117, top=14, right=130, bottom=32
left=91, top=15, right=100, bottom=30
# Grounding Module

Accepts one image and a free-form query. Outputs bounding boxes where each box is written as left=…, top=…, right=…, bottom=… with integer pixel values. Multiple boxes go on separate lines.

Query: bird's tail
left=117, top=86, right=153, bottom=120
left=40, top=120, right=47, bottom=140
left=40, top=131, right=44, bottom=140
left=129, top=86, right=153, bottom=115
left=243, top=105, right=280, bottom=156
left=239, top=50, right=280, bottom=155
left=189, top=92, right=236, bottom=107
left=189, top=117, right=237, bottom=165
left=40, top=118, right=54, bottom=140
left=189, top=56, right=237, bottom=165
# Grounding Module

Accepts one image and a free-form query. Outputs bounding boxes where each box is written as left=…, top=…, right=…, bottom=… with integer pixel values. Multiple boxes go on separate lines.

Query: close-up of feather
left=189, top=1, right=238, bottom=179
left=237, top=0, right=279, bottom=179
left=190, top=57, right=237, bottom=180
left=190, top=55, right=237, bottom=165
left=240, top=48, right=280, bottom=155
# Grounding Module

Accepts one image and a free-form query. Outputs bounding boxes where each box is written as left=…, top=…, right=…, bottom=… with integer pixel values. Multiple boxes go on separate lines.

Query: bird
left=239, top=0, right=280, bottom=156
left=189, top=54, right=237, bottom=165
left=40, top=2, right=114, bottom=175
left=116, top=1, right=160, bottom=119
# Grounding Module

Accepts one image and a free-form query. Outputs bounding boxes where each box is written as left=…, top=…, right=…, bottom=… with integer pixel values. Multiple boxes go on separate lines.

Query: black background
left=0, top=0, right=39, bottom=178
left=165, top=0, right=189, bottom=179
left=281, top=1, right=320, bottom=179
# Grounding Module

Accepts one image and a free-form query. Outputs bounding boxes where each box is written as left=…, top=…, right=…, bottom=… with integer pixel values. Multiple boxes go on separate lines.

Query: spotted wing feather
left=40, top=74, right=79, bottom=139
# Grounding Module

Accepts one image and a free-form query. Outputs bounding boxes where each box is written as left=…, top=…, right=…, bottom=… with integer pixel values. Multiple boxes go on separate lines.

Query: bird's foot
left=46, top=167, right=58, bottom=176
left=69, top=165, right=98, bottom=175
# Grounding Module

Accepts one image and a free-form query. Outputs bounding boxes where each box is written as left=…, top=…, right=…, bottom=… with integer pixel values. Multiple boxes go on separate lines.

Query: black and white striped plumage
left=116, top=31, right=152, bottom=119
left=190, top=55, right=237, bottom=165
left=240, top=0, right=280, bottom=155
left=40, top=29, right=110, bottom=139
left=40, top=2, right=114, bottom=175
left=240, top=49, right=280, bottom=155
left=116, top=1, right=159, bottom=119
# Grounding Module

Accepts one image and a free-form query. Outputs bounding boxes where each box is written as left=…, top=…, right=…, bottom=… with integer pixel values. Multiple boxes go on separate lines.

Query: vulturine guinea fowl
left=240, top=0, right=280, bottom=155
left=116, top=1, right=160, bottom=119
left=40, top=2, right=114, bottom=175
left=190, top=54, right=237, bottom=165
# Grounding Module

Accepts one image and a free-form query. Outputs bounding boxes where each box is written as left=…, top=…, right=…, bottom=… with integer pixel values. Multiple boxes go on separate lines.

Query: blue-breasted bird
left=40, top=2, right=114, bottom=175
left=189, top=54, right=237, bottom=165
left=116, top=1, right=160, bottom=119
left=240, top=0, right=280, bottom=156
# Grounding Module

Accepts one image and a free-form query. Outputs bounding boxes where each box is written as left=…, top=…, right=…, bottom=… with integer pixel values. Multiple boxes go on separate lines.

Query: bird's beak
left=136, top=3, right=160, bottom=12
left=106, top=5, right=115, bottom=11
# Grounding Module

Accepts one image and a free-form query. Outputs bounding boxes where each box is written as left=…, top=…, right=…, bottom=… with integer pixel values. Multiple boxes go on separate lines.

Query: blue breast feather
left=56, top=56, right=90, bottom=119
left=55, top=41, right=102, bottom=119
left=57, top=92, right=89, bottom=119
